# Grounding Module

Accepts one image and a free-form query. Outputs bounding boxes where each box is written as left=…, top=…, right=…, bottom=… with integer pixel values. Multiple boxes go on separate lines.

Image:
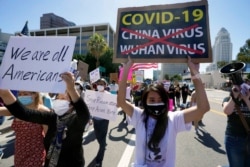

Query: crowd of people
left=0, top=56, right=250, bottom=167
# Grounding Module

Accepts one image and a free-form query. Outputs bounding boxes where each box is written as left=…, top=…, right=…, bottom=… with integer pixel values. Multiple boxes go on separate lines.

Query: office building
left=160, top=63, right=187, bottom=80
left=212, top=28, right=232, bottom=65
left=40, top=13, right=76, bottom=29
left=25, top=23, right=115, bottom=55
left=0, top=29, right=12, bottom=64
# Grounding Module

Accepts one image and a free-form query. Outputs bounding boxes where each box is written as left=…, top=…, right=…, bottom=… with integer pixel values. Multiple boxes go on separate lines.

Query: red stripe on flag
left=132, top=63, right=158, bottom=71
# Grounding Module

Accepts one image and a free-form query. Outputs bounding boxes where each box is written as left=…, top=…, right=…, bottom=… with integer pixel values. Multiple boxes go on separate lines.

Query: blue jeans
left=225, top=135, right=250, bottom=167
left=93, top=118, right=109, bottom=164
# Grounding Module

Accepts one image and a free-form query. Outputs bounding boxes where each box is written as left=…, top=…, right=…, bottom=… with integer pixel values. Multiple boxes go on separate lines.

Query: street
left=0, top=89, right=230, bottom=167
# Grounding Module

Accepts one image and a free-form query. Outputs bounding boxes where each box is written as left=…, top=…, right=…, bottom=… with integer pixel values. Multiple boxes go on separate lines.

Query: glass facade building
left=25, top=23, right=115, bottom=55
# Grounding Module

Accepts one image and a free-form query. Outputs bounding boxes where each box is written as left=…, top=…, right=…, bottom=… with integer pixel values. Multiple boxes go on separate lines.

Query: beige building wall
left=183, top=70, right=227, bottom=89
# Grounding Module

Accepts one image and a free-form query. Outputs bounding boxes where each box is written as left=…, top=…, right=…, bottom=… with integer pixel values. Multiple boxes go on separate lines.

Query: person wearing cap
left=92, top=78, right=110, bottom=167
left=75, top=80, right=84, bottom=99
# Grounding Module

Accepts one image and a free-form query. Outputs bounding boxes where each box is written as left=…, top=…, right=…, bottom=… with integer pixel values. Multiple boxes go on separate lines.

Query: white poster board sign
left=89, top=67, right=100, bottom=83
left=134, top=70, right=144, bottom=83
left=0, top=36, right=76, bottom=93
left=84, top=90, right=118, bottom=121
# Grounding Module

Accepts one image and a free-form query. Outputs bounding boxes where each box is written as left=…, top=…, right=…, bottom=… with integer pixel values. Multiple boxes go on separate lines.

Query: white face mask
left=97, top=85, right=105, bottom=92
left=53, top=99, right=70, bottom=116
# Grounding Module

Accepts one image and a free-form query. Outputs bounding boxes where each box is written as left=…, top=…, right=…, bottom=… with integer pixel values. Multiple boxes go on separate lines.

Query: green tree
left=237, top=39, right=250, bottom=62
left=170, top=74, right=182, bottom=82
left=87, top=33, right=108, bottom=67
left=164, top=74, right=170, bottom=80
left=99, top=48, right=120, bottom=76
left=73, top=54, right=85, bottom=62
left=83, top=52, right=97, bottom=73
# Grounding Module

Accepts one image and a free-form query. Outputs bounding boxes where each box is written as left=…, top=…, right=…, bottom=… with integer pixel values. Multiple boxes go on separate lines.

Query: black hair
left=141, top=83, right=169, bottom=151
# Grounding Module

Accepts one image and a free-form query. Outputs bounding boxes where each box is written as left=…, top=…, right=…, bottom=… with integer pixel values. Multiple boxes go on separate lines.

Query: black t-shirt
left=223, top=97, right=250, bottom=137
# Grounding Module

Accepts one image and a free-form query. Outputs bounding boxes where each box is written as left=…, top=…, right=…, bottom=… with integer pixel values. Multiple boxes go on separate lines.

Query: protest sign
left=0, top=36, right=76, bottom=93
left=77, top=60, right=89, bottom=80
left=89, top=67, right=100, bottom=83
left=109, top=73, right=118, bottom=83
left=84, top=90, right=118, bottom=121
left=113, top=0, right=212, bottom=63
left=134, top=70, right=144, bottom=83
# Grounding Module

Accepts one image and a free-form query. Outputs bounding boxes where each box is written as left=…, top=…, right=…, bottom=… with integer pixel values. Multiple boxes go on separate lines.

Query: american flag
left=132, top=63, right=158, bottom=71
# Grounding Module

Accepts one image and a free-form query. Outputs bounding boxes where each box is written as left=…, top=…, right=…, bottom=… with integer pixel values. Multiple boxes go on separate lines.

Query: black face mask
left=146, top=103, right=166, bottom=116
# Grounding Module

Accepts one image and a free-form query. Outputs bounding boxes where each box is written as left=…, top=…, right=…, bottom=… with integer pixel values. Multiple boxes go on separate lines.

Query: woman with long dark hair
left=117, top=56, right=210, bottom=167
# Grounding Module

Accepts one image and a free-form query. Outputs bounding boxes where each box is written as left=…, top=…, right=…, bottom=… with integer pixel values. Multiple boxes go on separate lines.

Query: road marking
left=210, top=109, right=226, bottom=116
left=117, top=134, right=135, bottom=167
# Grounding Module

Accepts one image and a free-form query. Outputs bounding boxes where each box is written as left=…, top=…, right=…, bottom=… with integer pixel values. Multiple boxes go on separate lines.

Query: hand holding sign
left=0, top=36, right=76, bottom=93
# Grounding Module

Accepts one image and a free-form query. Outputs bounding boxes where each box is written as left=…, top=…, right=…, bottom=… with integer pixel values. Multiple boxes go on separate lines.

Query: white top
left=126, top=86, right=132, bottom=101
left=129, top=107, right=191, bottom=167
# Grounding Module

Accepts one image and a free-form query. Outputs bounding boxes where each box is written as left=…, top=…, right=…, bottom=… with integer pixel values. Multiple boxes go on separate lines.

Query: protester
left=122, top=82, right=132, bottom=122
left=168, top=84, right=176, bottom=111
left=222, top=84, right=250, bottom=167
left=0, top=91, right=50, bottom=167
left=75, top=80, right=85, bottom=98
left=0, top=97, right=5, bottom=161
left=175, top=84, right=181, bottom=108
left=117, top=56, right=210, bottom=167
left=181, top=82, right=189, bottom=104
left=190, top=89, right=200, bottom=133
left=92, top=78, right=110, bottom=167
left=41, top=92, right=54, bottom=109
left=109, top=80, right=119, bottom=94
left=0, top=72, right=90, bottom=167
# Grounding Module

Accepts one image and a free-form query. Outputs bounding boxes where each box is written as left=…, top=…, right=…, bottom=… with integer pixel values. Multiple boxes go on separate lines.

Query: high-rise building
left=212, top=27, right=232, bottom=64
left=40, top=13, right=76, bottom=29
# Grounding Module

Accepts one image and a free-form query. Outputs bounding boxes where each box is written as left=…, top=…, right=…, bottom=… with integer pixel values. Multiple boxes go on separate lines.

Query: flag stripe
left=132, top=63, right=158, bottom=71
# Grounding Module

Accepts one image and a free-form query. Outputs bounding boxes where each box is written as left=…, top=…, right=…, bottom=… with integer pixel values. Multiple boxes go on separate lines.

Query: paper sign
left=89, top=67, right=100, bottom=83
left=84, top=90, right=118, bottom=121
left=0, top=36, right=76, bottom=93
left=134, top=70, right=144, bottom=83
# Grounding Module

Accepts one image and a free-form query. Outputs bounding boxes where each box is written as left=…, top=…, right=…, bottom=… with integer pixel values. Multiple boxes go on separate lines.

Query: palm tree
left=87, top=33, right=108, bottom=68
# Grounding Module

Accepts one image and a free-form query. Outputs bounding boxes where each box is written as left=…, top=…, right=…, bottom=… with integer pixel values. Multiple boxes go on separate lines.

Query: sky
left=0, top=0, right=250, bottom=78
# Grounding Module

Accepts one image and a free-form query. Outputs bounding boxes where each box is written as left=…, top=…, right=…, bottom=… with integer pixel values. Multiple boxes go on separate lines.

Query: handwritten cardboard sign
left=113, top=0, right=212, bottom=63
left=84, top=90, right=118, bottom=121
left=77, top=60, right=89, bottom=80
left=0, top=36, right=76, bottom=93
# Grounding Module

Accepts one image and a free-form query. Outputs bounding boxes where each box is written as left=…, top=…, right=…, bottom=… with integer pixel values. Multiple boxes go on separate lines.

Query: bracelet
left=191, top=73, right=200, bottom=80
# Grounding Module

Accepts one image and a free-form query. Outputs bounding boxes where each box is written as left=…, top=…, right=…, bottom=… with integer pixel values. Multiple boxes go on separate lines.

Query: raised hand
left=187, top=56, right=200, bottom=75
left=123, top=56, right=133, bottom=71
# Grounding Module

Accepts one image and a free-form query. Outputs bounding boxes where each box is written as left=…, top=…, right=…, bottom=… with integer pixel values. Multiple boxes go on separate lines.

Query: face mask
left=97, top=85, right=104, bottom=92
left=18, top=96, right=34, bottom=105
left=146, top=103, right=166, bottom=116
left=53, top=99, right=70, bottom=116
